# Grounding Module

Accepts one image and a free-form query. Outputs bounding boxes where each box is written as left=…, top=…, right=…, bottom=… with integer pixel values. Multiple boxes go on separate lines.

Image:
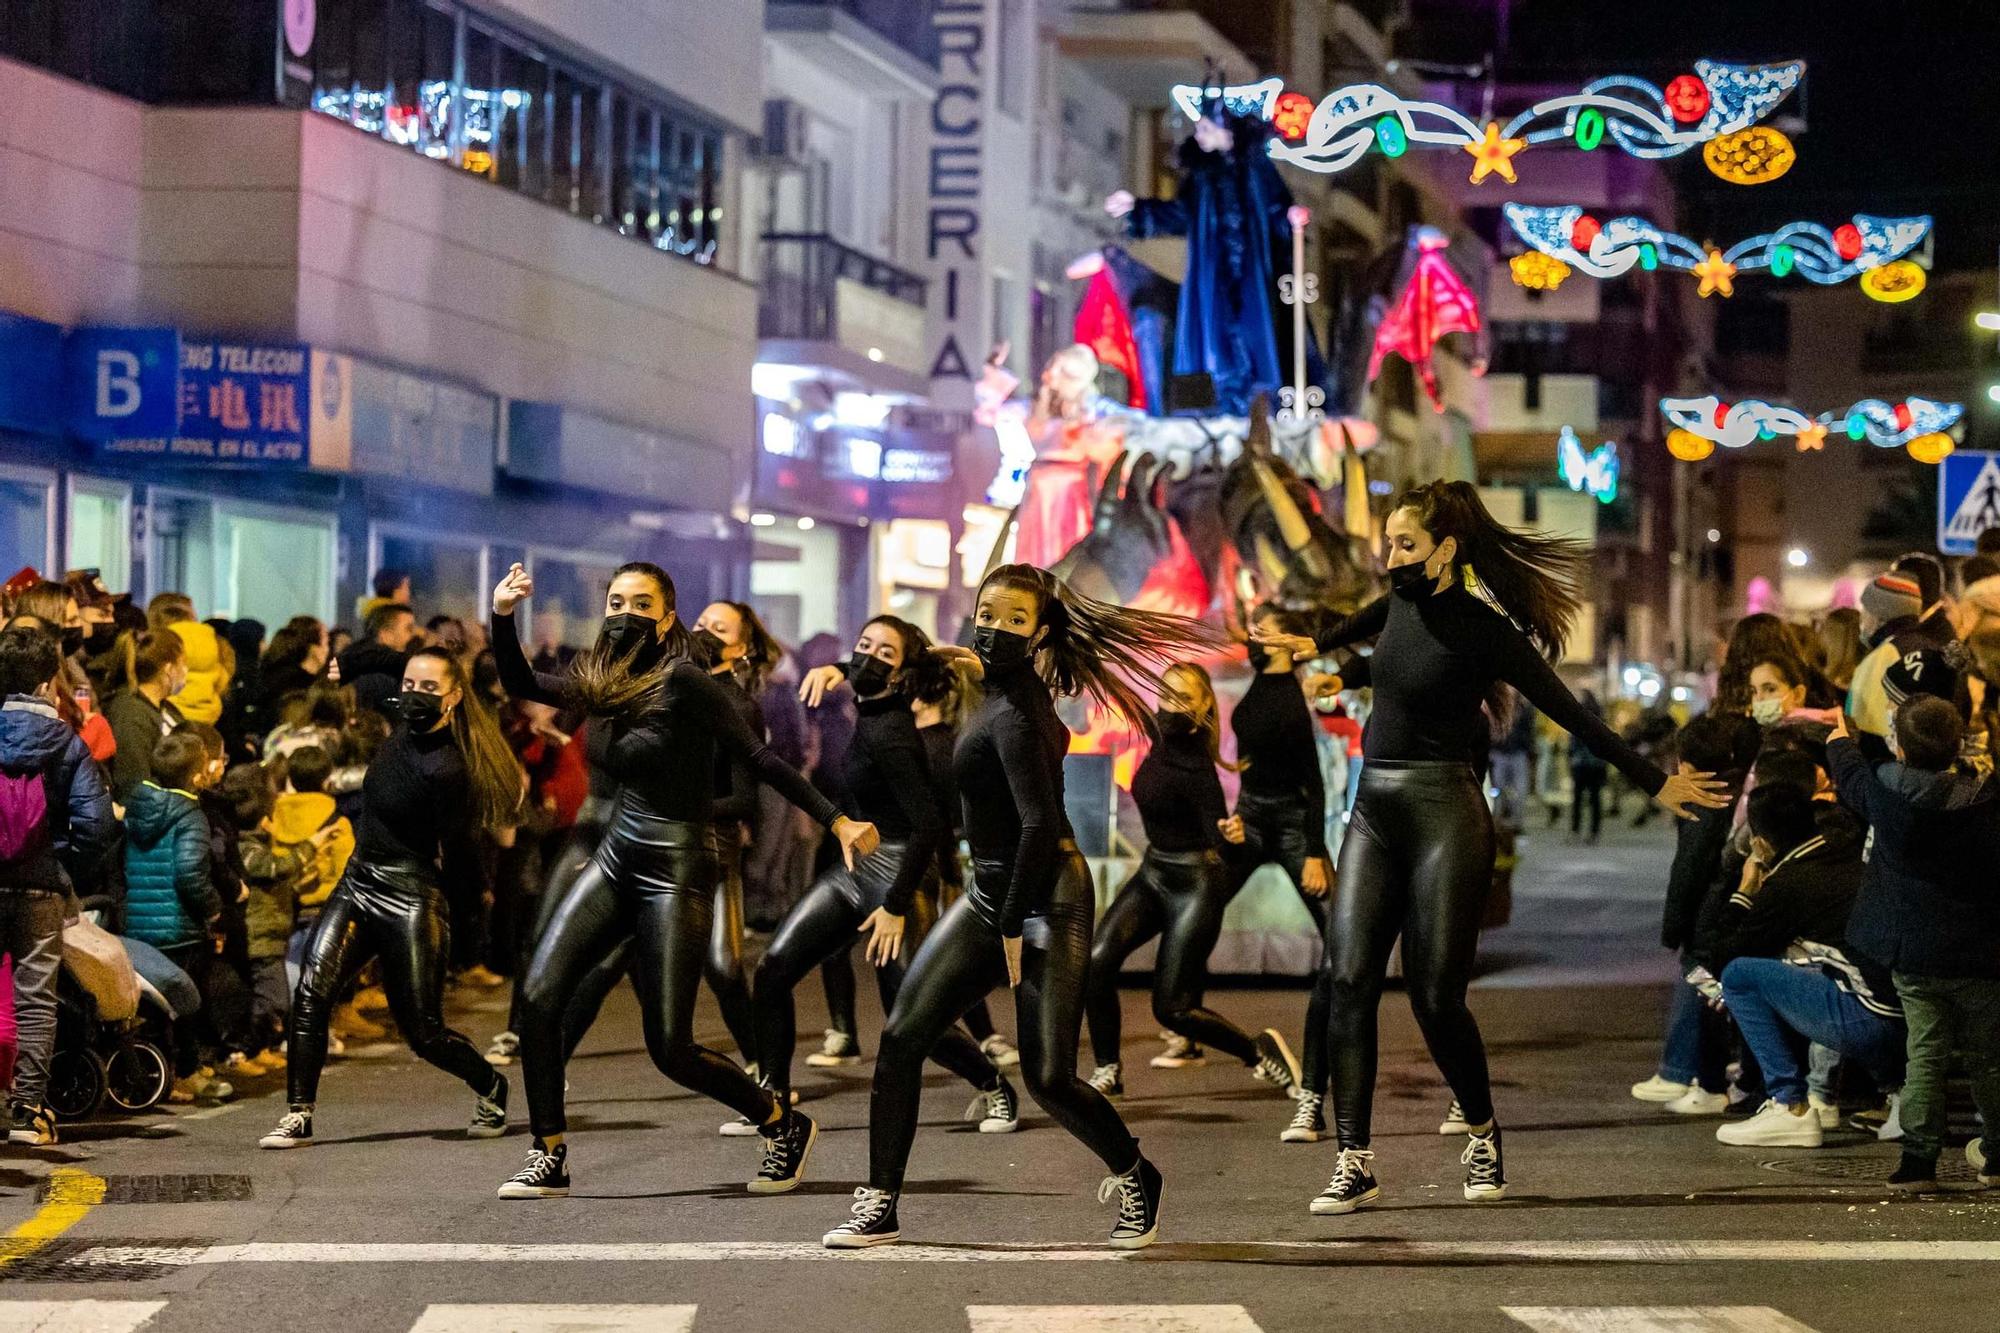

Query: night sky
left=1407, top=0, right=2000, bottom=270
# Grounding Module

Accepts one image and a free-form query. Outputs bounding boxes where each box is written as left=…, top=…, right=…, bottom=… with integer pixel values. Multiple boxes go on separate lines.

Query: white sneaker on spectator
left=1630, top=1074, right=1689, bottom=1103
left=1666, top=1086, right=1729, bottom=1116
left=1807, top=1094, right=1842, bottom=1129
left=1877, top=1092, right=1905, bottom=1142
left=1716, top=1099, right=1823, bottom=1148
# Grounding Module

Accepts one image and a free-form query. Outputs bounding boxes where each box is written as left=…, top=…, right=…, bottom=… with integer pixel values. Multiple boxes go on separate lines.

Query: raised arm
left=694, top=665, right=841, bottom=828
left=1311, top=595, right=1391, bottom=657
left=1490, top=628, right=1667, bottom=796
left=489, top=611, right=565, bottom=707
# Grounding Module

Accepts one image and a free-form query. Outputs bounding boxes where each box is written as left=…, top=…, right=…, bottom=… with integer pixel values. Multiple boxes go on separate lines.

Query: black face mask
left=1156, top=708, right=1198, bottom=738
left=689, top=627, right=727, bottom=670
left=1246, top=641, right=1274, bottom=671
left=85, top=623, right=118, bottom=655
left=392, top=689, right=446, bottom=732
left=972, top=625, right=1034, bottom=672
left=847, top=652, right=894, bottom=697
left=602, top=612, right=660, bottom=659
left=60, top=626, right=85, bottom=657
left=1389, top=559, right=1435, bottom=598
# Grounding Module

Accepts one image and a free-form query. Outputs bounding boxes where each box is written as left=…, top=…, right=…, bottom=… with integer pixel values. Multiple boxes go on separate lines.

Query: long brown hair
left=1715, top=613, right=1805, bottom=714
left=115, top=628, right=184, bottom=693
left=408, top=646, right=524, bottom=829
left=1164, top=661, right=1244, bottom=771
left=567, top=561, right=696, bottom=718
left=864, top=614, right=956, bottom=704
left=1392, top=480, right=1587, bottom=658
left=979, top=563, right=1226, bottom=733
left=723, top=601, right=783, bottom=693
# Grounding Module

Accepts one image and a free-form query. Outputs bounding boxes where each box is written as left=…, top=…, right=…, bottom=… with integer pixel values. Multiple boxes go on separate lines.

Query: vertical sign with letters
left=926, top=0, right=987, bottom=408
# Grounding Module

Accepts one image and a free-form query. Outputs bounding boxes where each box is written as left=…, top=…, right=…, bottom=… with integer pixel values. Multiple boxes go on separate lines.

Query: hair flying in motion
left=1391, top=480, right=1588, bottom=659
left=408, top=646, right=524, bottom=830
left=568, top=561, right=698, bottom=719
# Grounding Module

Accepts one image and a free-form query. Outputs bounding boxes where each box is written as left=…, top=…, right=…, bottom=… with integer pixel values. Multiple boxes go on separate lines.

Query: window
left=494, top=40, right=543, bottom=194
left=67, top=478, right=131, bottom=594
left=996, top=0, right=1027, bottom=117
left=462, top=22, right=497, bottom=178
left=370, top=525, right=489, bottom=628
left=0, top=467, right=54, bottom=580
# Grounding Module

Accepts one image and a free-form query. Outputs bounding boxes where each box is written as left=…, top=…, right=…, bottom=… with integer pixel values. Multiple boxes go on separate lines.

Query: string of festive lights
left=1558, top=426, right=1619, bottom=503
left=1660, top=395, right=1963, bottom=462
left=1506, top=206, right=1932, bottom=298
left=1259, top=60, right=1802, bottom=184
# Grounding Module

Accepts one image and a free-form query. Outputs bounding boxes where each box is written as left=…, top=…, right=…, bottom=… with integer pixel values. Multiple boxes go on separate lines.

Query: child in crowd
left=227, top=762, right=308, bottom=1072
left=269, top=745, right=353, bottom=915
left=1829, top=699, right=2000, bottom=1192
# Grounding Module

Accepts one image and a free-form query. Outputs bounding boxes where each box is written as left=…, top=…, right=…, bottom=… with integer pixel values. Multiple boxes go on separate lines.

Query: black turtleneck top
left=953, top=659, right=1074, bottom=934
left=1231, top=669, right=1330, bottom=858
left=843, top=693, right=946, bottom=914
left=355, top=721, right=475, bottom=880
left=1131, top=728, right=1230, bottom=853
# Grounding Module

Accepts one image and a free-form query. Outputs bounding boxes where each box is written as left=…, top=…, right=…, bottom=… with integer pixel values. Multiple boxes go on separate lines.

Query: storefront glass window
left=371, top=527, right=487, bottom=629
left=67, top=479, right=131, bottom=594
left=523, top=551, right=624, bottom=655
left=0, top=470, right=53, bottom=581
left=219, top=509, right=335, bottom=625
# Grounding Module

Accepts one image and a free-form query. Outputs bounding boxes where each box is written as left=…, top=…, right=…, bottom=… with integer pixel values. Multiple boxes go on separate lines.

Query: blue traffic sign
left=1939, top=449, right=2000, bottom=556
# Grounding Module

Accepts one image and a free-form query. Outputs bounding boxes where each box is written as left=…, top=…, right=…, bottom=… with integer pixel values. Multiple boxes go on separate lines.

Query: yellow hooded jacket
left=166, top=620, right=231, bottom=725
left=269, top=790, right=355, bottom=908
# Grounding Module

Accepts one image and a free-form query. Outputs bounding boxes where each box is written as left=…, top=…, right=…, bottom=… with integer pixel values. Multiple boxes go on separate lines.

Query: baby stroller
left=44, top=902, right=181, bottom=1120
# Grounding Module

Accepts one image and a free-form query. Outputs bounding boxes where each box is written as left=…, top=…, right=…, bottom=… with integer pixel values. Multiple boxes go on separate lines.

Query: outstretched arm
left=696, top=666, right=842, bottom=829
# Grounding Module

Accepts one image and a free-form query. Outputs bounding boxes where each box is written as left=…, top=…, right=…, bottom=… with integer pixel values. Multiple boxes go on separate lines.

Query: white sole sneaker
left=496, top=1181, right=569, bottom=1199
left=257, top=1135, right=311, bottom=1150
left=1308, top=1185, right=1379, bottom=1215
left=823, top=1228, right=900, bottom=1249
left=1809, top=1098, right=1842, bottom=1130
left=1465, top=1182, right=1508, bottom=1203
left=719, top=1117, right=761, bottom=1137
left=1630, top=1075, right=1691, bottom=1104
left=1666, top=1088, right=1729, bottom=1116
left=745, top=1118, right=818, bottom=1195
left=978, top=1117, right=1020, bottom=1134
left=1281, top=1125, right=1327, bottom=1144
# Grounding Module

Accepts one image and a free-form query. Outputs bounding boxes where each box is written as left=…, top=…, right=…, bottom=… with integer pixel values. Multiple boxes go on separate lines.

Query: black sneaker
left=1281, top=1091, right=1327, bottom=1144
left=823, top=1187, right=901, bottom=1248
left=468, top=1076, right=508, bottom=1138
left=748, top=1109, right=818, bottom=1194
left=1887, top=1153, right=1938, bottom=1194
left=805, top=1029, right=862, bottom=1068
left=1087, top=1063, right=1124, bottom=1098
left=1149, top=1033, right=1206, bottom=1068
left=965, top=1075, right=1020, bottom=1133
left=1251, top=1029, right=1302, bottom=1097
left=1462, top=1126, right=1507, bottom=1202
left=7, top=1101, right=56, bottom=1147
left=497, top=1141, right=570, bottom=1198
left=257, top=1107, right=312, bottom=1150
left=1098, top=1155, right=1163, bottom=1249
left=1438, top=1098, right=1472, bottom=1135
left=1310, top=1147, right=1380, bottom=1215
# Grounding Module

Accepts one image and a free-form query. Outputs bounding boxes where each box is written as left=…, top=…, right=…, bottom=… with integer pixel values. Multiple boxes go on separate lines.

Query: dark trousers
left=1230, top=792, right=1331, bottom=1094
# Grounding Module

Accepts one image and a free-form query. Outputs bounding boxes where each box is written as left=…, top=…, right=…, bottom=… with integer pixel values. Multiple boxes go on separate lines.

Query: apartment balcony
left=1482, top=372, right=1599, bottom=434
left=766, top=1, right=939, bottom=92
left=757, top=233, right=930, bottom=396
left=1056, top=3, right=1256, bottom=107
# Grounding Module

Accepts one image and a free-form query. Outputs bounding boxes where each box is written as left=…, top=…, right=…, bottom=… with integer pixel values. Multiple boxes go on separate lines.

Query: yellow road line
left=0, top=1167, right=106, bottom=1265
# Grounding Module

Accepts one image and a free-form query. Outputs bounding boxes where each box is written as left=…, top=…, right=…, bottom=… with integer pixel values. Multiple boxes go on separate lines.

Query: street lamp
left=1786, top=547, right=1810, bottom=568
left=1977, top=312, right=2000, bottom=332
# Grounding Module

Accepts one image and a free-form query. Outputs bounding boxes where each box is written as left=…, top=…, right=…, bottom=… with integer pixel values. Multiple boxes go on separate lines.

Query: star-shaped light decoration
left=1464, top=121, right=1527, bottom=185
left=1795, top=421, right=1828, bottom=452
left=1693, top=248, right=1737, bottom=298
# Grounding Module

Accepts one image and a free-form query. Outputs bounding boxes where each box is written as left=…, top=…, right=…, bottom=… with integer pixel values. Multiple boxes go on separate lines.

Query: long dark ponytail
left=980, top=563, right=1227, bottom=733
left=865, top=614, right=956, bottom=703
left=567, top=561, right=696, bottom=718
left=1392, top=480, right=1587, bottom=658
left=409, top=646, right=524, bottom=829
left=725, top=601, right=783, bottom=693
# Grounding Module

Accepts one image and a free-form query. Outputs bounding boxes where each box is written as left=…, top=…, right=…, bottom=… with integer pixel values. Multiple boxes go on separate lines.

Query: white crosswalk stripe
left=406, top=1306, right=697, bottom=1333
left=0, top=1302, right=166, bottom=1333
left=1504, top=1309, right=1820, bottom=1333
left=967, top=1307, right=1262, bottom=1332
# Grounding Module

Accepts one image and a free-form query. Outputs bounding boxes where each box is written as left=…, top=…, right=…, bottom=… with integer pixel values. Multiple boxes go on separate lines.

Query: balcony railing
left=772, top=0, right=939, bottom=68
left=758, top=233, right=928, bottom=342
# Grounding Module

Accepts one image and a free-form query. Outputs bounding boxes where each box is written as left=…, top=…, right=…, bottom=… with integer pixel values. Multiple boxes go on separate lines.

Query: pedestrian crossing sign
left=1938, top=449, right=2000, bottom=555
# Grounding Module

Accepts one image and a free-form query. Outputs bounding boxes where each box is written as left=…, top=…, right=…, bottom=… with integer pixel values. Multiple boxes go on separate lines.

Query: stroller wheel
left=47, top=1048, right=108, bottom=1122
left=106, top=1041, right=172, bottom=1112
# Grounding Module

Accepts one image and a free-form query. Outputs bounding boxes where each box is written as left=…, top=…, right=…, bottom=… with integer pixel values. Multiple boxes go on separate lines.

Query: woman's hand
left=1249, top=625, right=1317, bottom=660
left=798, top=665, right=847, bottom=708
left=859, top=908, right=906, bottom=966
left=1218, top=814, right=1245, bottom=845
left=1002, top=935, right=1024, bottom=988
left=833, top=817, right=880, bottom=868
left=933, top=644, right=985, bottom=683
left=1301, top=857, right=1333, bottom=897
left=1304, top=671, right=1345, bottom=700
left=1829, top=710, right=1851, bottom=741
left=1654, top=764, right=1733, bottom=820
left=492, top=562, right=535, bottom=615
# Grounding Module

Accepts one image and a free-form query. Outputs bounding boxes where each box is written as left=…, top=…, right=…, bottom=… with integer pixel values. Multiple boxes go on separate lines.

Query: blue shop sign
left=65, top=327, right=179, bottom=440
left=0, top=312, right=64, bottom=437
left=66, top=329, right=311, bottom=465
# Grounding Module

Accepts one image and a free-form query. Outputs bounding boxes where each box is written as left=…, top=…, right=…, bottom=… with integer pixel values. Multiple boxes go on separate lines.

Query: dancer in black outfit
left=487, top=563, right=876, bottom=1199
left=1230, top=606, right=1339, bottom=1144
left=756, top=616, right=1017, bottom=1129
left=260, top=648, right=524, bottom=1149
left=1084, top=661, right=1302, bottom=1098
left=1257, top=481, right=1729, bottom=1215
left=823, top=563, right=1218, bottom=1251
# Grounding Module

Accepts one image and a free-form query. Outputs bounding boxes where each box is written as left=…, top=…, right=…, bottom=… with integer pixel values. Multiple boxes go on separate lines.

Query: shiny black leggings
left=1326, top=760, right=1496, bottom=1148
left=1230, top=794, right=1331, bottom=1094
left=1086, top=848, right=1258, bottom=1067
left=288, top=859, right=499, bottom=1108
left=518, top=808, right=776, bottom=1139
left=752, top=844, right=996, bottom=1099
left=706, top=827, right=756, bottom=1058
left=869, top=850, right=1138, bottom=1191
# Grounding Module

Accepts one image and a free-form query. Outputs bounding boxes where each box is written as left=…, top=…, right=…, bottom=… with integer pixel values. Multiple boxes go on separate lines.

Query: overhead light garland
left=1659, top=395, right=1964, bottom=459
left=1264, top=59, right=1803, bottom=184
left=1558, top=426, right=1619, bottom=503
left=1506, top=206, right=1932, bottom=296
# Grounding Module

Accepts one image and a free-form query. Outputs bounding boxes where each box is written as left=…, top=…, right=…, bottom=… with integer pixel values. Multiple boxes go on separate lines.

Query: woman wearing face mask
left=688, top=600, right=781, bottom=1069
left=259, top=648, right=523, bottom=1149
left=823, top=563, right=1218, bottom=1252
left=1082, top=662, right=1301, bottom=1100
left=102, top=629, right=188, bottom=800
left=1748, top=657, right=1817, bottom=730
left=487, top=563, right=875, bottom=1200
left=757, top=616, right=1018, bottom=1128
left=1257, top=480, right=1729, bottom=1217
left=1229, top=604, right=1339, bottom=1145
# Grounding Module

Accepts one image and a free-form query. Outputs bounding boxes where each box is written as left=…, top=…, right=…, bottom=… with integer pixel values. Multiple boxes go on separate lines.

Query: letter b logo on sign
left=64, top=327, right=178, bottom=441
left=95, top=350, right=142, bottom=418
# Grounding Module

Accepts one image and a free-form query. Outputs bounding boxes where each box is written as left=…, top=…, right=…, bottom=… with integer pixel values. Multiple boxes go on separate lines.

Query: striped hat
left=1860, top=573, right=1922, bottom=626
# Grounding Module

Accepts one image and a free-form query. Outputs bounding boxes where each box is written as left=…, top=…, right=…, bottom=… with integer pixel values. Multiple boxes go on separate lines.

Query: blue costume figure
left=1116, top=100, right=1327, bottom=417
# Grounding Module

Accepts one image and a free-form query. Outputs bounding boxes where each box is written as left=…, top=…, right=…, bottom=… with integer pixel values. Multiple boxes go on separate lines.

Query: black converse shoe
left=1098, top=1156, right=1163, bottom=1249
left=966, top=1075, right=1021, bottom=1133
left=1310, top=1147, right=1380, bottom=1215
left=748, top=1109, right=818, bottom=1194
left=1462, top=1126, right=1507, bottom=1201
left=497, top=1141, right=570, bottom=1198
left=7, top=1101, right=57, bottom=1147
left=823, top=1187, right=901, bottom=1248
left=1887, top=1153, right=1939, bottom=1194
left=1438, top=1098, right=1471, bottom=1135
left=1251, top=1029, right=1302, bottom=1096
left=1087, top=1062, right=1124, bottom=1098
left=468, top=1076, right=508, bottom=1138
left=805, top=1029, right=862, bottom=1068
left=257, top=1107, right=312, bottom=1150
left=1281, top=1091, right=1327, bottom=1143
left=1150, top=1032, right=1205, bottom=1068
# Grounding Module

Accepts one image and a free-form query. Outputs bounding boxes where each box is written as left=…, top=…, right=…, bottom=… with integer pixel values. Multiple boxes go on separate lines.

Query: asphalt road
left=3, top=818, right=1996, bottom=1333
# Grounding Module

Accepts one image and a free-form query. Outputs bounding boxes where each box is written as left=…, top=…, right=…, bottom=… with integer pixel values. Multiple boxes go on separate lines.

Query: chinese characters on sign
left=172, top=341, right=309, bottom=463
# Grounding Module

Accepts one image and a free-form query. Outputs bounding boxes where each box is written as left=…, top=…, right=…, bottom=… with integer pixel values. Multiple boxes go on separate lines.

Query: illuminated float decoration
left=1371, top=227, right=1483, bottom=412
